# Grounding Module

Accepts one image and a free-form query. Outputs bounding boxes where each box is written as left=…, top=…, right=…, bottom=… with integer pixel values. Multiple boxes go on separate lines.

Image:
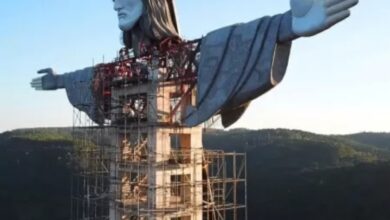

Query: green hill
left=0, top=128, right=73, bottom=220
left=1, top=128, right=390, bottom=220
left=342, top=132, right=390, bottom=150
left=204, top=129, right=390, bottom=170
left=204, top=129, right=390, bottom=220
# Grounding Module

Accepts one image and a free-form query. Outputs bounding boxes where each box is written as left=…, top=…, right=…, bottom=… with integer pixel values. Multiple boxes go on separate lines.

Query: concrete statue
left=31, top=0, right=359, bottom=127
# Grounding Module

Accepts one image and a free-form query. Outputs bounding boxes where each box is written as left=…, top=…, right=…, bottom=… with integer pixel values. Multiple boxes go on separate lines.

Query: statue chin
left=118, top=20, right=138, bottom=31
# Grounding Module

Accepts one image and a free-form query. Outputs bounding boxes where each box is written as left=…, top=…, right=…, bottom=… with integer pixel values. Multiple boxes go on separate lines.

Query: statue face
left=113, top=0, right=144, bottom=31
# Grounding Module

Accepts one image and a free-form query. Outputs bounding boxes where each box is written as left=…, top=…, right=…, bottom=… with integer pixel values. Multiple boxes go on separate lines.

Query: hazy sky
left=0, top=0, right=389, bottom=134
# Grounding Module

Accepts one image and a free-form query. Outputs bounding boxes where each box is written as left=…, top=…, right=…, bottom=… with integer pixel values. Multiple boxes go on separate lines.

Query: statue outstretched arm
left=31, top=67, right=94, bottom=92
left=278, top=0, right=359, bottom=42
left=185, top=0, right=358, bottom=127
left=31, top=67, right=103, bottom=124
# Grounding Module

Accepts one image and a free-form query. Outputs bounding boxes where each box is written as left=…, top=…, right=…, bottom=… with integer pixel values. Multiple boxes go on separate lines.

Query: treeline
left=0, top=128, right=390, bottom=219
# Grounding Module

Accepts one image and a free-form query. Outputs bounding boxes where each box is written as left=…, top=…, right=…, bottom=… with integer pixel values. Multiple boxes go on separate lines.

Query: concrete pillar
left=110, top=81, right=203, bottom=220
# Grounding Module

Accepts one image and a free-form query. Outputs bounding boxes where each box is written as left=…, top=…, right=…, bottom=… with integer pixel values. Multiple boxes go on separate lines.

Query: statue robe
left=183, top=13, right=292, bottom=127
left=63, top=13, right=293, bottom=127
left=61, top=67, right=102, bottom=124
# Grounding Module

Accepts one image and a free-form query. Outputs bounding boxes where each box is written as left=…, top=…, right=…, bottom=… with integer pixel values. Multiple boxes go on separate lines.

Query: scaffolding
left=71, top=109, right=111, bottom=220
left=71, top=39, right=247, bottom=220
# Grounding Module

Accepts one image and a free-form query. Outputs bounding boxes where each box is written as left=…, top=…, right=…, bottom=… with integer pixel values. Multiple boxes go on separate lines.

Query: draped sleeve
left=183, top=13, right=293, bottom=127
left=62, top=67, right=104, bottom=125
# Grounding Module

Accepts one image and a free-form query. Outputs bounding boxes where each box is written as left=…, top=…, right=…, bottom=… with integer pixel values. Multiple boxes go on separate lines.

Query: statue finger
left=32, top=86, right=43, bottom=91
left=326, top=0, right=358, bottom=15
left=290, top=0, right=314, bottom=17
left=31, top=78, right=42, bottom=85
left=31, top=81, right=42, bottom=88
left=37, top=68, right=54, bottom=75
left=325, top=0, right=345, bottom=8
left=30, top=81, right=43, bottom=90
left=31, top=77, right=41, bottom=84
left=326, top=10, right=351, bottom=28
left=30, top=81, right=42, bottom=87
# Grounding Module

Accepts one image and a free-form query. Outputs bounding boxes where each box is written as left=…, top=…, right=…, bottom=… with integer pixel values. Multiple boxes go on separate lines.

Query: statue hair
left=123, top=0, right=180, bottom=51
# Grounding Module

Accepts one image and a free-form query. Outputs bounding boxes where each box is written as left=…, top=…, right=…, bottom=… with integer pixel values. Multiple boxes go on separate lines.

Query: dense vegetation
left=204, top=129, right=390, bottom=220
left=0, top=128, right=73, bottom=220
left=1, top=128, right=390, bottom=219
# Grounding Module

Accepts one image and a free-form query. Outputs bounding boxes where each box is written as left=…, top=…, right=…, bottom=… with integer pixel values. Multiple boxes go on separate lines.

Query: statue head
left=113, top=0, right=179, bottom=52
left=114, top=0, right=144, bottom=31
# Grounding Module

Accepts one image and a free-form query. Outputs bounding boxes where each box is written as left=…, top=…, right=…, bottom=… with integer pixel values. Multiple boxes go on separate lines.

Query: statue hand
left=291, top=0, right=358, bottom=37
left=31, top=68, right=59, bottom=90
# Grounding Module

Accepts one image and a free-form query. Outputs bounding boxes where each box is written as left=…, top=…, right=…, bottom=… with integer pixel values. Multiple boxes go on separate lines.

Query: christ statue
left=31, top=0, right=359, bottom=127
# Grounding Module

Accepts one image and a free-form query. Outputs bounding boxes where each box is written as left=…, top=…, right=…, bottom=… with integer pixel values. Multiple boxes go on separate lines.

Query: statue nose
left=113, top=1, right=123, bottom=11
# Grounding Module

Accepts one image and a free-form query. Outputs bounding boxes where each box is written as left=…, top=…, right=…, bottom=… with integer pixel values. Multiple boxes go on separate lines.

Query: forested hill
left=342, top=132, right=390, bottom=151
left=204, top=129, right=390, bottom=171
left=204, top=129, right=390, bottom=220
left=0, top=128, right=73, bottom=219
left=1, top=128, right=390, bottom=220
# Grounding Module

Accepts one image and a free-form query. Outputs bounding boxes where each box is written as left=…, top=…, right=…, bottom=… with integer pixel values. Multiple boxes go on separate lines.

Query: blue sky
left=0, top=0, right=389, bottom=134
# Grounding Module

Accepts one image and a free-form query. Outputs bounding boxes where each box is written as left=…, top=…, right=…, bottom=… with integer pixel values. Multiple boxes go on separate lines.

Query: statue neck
left=128, top=26, right=152, bottom=57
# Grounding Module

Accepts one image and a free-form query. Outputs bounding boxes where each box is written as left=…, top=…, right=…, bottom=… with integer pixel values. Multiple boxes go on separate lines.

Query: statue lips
left=118, top=12, right=127, bottom=20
